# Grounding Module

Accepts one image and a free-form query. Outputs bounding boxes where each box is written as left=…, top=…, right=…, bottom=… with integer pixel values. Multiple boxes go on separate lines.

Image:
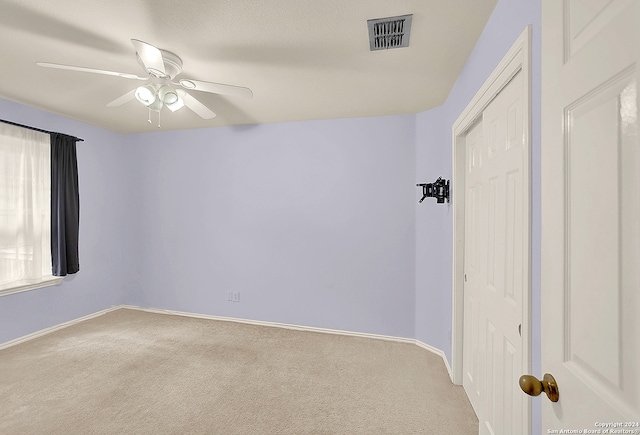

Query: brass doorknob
left=519, top=373, right=559, bottom=402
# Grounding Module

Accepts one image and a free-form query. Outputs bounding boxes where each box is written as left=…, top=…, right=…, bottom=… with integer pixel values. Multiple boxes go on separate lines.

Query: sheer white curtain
left=0, top=123, right=52, bottom=291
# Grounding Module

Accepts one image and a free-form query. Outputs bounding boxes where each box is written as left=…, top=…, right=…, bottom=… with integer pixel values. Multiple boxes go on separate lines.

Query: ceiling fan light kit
left=134, top=84, right=156, bottom=106
left=36, top=39, right=253, bottom=127
left=158, top=85, right=178, bottom=105
left=166, top=97, right=184, bottom=112
left=147, top=96, right=164, bottom=112
left=135, top=84, right=181, bottom=111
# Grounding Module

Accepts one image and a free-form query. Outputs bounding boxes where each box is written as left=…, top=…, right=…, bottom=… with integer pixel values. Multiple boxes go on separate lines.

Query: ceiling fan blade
left=131, top=39, right=166, bottom=77
left=36, top=62, right=145, bottom=80
left=177, top=78, right=253, bottom=99
left=106, top=89, right=136, bottom=107
left=179, top=90, right=216, bottom=119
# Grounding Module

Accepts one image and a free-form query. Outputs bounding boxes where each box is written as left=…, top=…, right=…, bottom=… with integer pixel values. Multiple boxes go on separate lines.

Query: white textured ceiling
left=0, top=0, right=497, bottom=134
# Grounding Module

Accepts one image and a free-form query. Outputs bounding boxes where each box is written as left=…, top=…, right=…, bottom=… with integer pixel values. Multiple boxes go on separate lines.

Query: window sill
left=0, top=277, right=65, bottom=297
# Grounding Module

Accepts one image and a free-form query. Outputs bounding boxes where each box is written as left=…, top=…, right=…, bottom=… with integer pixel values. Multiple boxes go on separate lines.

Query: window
left=0, top=123, right=62, bottom=296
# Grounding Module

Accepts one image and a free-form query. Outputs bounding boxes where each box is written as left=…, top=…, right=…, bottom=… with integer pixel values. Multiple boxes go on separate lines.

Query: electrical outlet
left=232, top=292, right=240, bottom=302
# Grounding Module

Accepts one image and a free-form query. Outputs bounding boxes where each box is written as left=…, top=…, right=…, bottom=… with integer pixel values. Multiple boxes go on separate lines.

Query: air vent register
left=367, top=14, right=413, bottom=51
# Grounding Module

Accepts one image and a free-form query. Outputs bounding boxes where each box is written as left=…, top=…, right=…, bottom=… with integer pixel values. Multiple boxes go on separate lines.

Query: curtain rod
left=0, top=118, right=84, bottom=142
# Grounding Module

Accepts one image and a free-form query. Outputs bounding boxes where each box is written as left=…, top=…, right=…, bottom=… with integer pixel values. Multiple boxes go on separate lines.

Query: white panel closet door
left=464, top=70, right=526, bottom=435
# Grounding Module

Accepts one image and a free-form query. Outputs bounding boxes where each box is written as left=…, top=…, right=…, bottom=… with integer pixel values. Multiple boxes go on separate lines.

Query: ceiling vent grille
left=367, top=14, right=413, bottom=51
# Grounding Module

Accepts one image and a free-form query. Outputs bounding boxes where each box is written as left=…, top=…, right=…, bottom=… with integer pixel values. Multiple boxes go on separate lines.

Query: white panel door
left=540, top=0, right=640, bottom=429
left=464, top=119, right=485, bottom=417
left=464, top=70, right=526, bottom=435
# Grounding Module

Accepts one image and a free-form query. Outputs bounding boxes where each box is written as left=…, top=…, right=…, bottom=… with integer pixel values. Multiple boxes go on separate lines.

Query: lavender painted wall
left=414, top=0, right=541, bottom=432
left=128, top=115, right=417, bottom=338
left=414, top=105, right=453, bottom=353
left=0, top=100, right=415, bottom=343
left=0, top=100, right=416, bottom=342
left=0, top=98, right=138, bottom=343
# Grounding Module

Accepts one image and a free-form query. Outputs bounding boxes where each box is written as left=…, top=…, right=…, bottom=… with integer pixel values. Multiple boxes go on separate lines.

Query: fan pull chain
left=147, top=109, right=152, bottom=124
left=157, top=110, right=161, bottom=128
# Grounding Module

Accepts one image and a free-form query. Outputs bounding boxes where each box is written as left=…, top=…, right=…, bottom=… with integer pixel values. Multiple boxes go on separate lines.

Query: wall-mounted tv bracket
left=417, top=177, right=450, bottom=204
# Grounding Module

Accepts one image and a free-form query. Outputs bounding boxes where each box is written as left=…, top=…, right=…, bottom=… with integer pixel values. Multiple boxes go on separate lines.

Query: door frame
left=450, top=26, right=532, bottom=432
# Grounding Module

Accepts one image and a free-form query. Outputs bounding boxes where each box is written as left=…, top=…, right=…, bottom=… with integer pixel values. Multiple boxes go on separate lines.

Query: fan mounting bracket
left=136, top=49, right=183, bottom=80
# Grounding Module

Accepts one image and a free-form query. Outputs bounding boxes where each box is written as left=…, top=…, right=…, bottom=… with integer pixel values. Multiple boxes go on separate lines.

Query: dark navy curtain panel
left=50, top=133, right=80, bottom=276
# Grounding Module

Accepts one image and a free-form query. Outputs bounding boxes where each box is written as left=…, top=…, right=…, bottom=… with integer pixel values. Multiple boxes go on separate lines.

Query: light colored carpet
left=0, top=308, right=478, bottom=434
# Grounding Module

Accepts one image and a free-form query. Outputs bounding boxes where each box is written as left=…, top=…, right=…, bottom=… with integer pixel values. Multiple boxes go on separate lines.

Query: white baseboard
left=120, top=305, right=454, bottom=381
left=0, top=306, right=120, bottom=350
left=122, top=304, right=418, bottom=344
left=1, top=304, right=453, bottom=381
left=415, top=339, right=453, bottom=381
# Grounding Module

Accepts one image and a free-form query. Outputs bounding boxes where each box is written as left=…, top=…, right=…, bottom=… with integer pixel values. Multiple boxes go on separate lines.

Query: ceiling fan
left=37, top=39, right=253, bottom=125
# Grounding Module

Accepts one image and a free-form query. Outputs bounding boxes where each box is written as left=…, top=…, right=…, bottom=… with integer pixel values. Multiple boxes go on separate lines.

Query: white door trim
left=451, top=25, right=532, bottom=432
